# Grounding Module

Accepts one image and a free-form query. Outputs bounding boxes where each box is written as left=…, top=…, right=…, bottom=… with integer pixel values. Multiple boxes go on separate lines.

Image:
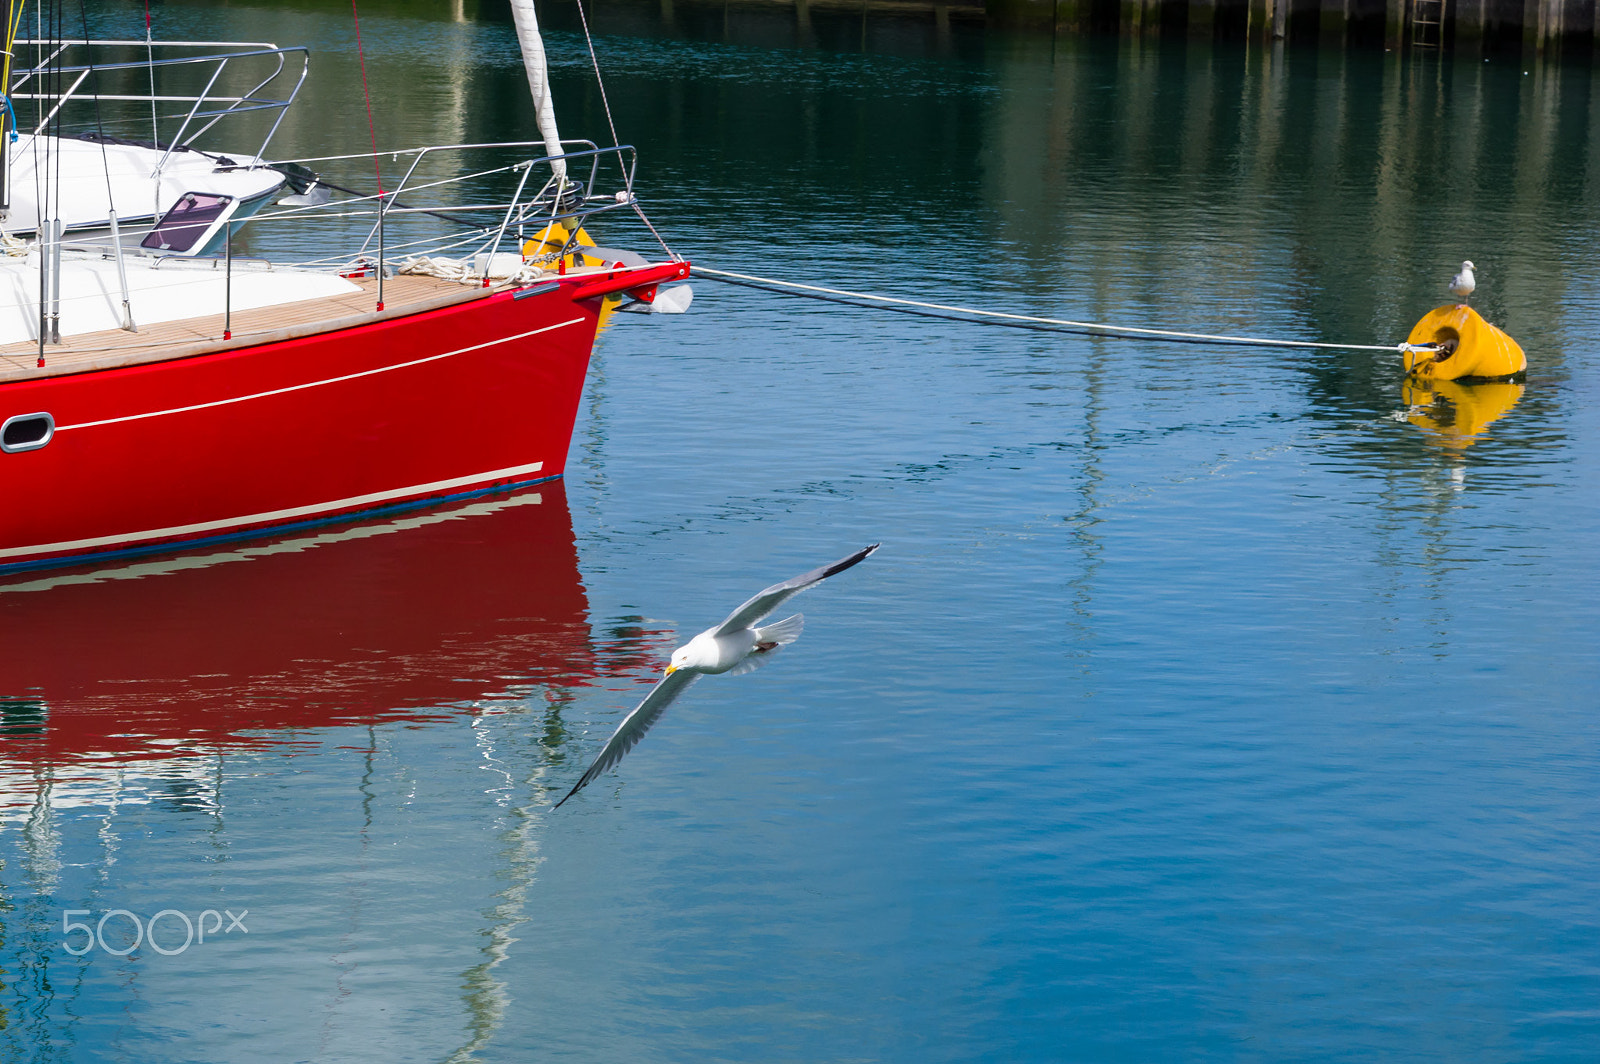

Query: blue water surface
left=2, top=3, right=1598, bottom=1061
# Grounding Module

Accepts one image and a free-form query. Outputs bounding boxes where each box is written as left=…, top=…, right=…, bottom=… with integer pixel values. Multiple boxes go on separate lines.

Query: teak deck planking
left=0, top=273, right=493, bottom=384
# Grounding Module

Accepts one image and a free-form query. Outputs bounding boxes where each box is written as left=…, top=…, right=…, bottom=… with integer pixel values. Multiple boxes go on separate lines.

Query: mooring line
left=695, top=265, right=1416, bottom=355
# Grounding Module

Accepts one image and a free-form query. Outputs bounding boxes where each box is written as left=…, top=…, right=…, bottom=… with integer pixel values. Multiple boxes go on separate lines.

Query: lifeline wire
left=696, top=266, right=1415, bottom=354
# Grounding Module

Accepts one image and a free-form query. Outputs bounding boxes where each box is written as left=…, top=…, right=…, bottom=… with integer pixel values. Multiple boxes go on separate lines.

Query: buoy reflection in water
left=1402, top=378, right=1527, bottom=451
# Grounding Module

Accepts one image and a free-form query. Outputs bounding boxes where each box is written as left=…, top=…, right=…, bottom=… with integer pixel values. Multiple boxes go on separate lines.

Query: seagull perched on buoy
left=554, top=543, right=880, bottom=808
left=1450, top=260, right=1476, bottom=306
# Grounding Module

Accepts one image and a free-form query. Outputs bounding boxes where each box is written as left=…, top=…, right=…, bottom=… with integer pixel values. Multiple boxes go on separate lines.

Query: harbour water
left=3, top=4, right=1598, bottom=1060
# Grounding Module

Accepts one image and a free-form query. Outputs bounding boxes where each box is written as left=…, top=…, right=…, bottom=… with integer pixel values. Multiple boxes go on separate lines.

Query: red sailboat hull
left=0, top=283, right=604, bottom=571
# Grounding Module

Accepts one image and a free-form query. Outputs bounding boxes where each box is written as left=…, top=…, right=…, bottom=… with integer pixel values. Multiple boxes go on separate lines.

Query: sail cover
left=509, top=0, right=568, bottom=182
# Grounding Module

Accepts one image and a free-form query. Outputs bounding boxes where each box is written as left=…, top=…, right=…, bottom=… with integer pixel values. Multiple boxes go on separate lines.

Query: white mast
left=508, top=0, right=567, bottom=184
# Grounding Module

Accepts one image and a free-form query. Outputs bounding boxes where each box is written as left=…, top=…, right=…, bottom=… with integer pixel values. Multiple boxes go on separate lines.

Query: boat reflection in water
left=0, top=481, right=677, bottom=1057
left=0, top=481, right=620, bottom=808
left=1402, top=378, right=1526, bottom=451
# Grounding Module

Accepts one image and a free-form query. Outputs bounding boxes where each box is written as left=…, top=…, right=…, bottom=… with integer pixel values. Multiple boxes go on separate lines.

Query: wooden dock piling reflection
left=559, top=0, right=1600, bottom=52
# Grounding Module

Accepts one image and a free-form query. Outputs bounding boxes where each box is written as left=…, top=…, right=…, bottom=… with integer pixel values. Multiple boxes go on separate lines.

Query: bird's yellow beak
left=665, top=664, right=677, bottom=675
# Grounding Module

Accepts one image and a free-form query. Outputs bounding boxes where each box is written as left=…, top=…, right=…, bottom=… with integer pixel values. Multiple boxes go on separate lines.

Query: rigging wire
left=567, top=0, right=675, bottom=259
left=348, top=0, right=382, bottom=197
left=262, top=164, right=480, bottom=228
left=1, top=0, right=25, bottom=106
left=142, top=0, right=155, bottom=168
left=33, top=0, right=62, bottom=363
left=28, top=0, right=40, bottom=366
left=349, top=0, right=385, bottom=308
left=79, top=0, right=134, bottom=331
left=695, top=266, right=1416, bottom=355
left=77, top=1, right=114, bottom=212
left=571, top=0, right=618, bottom=156
left=0, top=0, right=24, bottom=228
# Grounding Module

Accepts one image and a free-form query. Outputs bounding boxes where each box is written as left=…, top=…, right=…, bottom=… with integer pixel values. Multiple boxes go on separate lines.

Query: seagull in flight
left=1450, top=260, right=1476, bottom=306
left=554, top=543, right=880, bottom=808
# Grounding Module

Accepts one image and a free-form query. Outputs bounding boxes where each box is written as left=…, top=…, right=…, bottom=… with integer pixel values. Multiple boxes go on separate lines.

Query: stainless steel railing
left=248, top=140, right=652, bottom=273
left=8, top=39, right=308, bottom=171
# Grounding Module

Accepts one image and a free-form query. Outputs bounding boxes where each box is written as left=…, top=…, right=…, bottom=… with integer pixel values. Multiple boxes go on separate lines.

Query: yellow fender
left=1404, top=305, right=1526, bottom=381
left=1402, top=378, right=1525, bottom=450
left=522, top=221, right=622, bottom=328
left=522, top=220, right=600, bottom=269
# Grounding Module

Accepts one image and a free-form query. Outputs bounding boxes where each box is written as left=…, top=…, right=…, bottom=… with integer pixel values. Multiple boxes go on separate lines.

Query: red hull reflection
left=0, top=481, right=596, bottom=762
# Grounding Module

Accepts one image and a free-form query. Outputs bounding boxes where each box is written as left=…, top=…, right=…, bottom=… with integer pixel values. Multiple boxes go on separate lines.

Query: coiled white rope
left=697, top=266, right=1426, bottom=355
left=399, top=254, right=550, bottom=286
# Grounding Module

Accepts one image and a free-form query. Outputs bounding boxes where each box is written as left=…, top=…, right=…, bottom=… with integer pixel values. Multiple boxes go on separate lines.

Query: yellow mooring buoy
left=1404, top=305, right=1526, bottom=381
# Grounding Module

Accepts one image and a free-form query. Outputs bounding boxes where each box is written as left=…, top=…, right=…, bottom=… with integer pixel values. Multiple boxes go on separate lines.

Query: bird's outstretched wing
left=554, top=669, right=700, bottom=808
left=711, top=543, right=879, bottom=637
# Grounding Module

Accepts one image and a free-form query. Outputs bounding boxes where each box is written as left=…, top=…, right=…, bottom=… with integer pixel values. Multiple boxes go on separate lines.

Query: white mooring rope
left=695, top=266, right=1423, bottom=355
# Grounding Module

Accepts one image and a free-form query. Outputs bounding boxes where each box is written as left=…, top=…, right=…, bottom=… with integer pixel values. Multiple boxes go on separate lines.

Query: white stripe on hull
left=57, top=317, right=586, bottom=432
left=0, top=461, right=546, bottom=560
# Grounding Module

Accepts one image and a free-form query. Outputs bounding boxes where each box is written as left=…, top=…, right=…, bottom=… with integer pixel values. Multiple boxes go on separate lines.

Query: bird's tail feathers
left=724, top=614, right=805, bottom=677
left=755, top=613, right=804, bottom=646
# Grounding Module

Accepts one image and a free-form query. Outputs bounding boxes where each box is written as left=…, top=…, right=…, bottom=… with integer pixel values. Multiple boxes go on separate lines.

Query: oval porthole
left=1, top=412, right=55, bottom=453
